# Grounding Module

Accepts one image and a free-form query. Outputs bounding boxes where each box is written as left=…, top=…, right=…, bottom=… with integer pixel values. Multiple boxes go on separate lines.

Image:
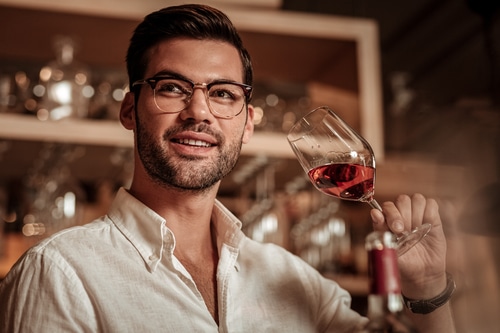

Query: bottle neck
left=59, top=43, right=74, bottom=65
left=53, top=36, right=75, bottom=65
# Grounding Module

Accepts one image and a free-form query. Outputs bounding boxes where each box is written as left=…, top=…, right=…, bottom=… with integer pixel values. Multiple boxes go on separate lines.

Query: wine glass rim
left=287, top=106, right=342, bottom=142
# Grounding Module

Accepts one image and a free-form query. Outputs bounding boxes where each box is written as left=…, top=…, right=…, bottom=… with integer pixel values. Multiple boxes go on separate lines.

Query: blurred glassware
left=239, top=161, right=291, bottom=248
left=88, top=72, right=128, bottom=120
left=0, top=74, right=15, bottom=113
left=24, top=143, right=86, bottom=237
left=36, top=36, right=93, bottom=121
left=290, top=200, right=352, bottom=273
left=0, top=186, right=6, bottom=259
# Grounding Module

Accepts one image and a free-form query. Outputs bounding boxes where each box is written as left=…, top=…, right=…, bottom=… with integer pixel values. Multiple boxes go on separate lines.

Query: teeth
left=177, top=138, right=212, bottom=147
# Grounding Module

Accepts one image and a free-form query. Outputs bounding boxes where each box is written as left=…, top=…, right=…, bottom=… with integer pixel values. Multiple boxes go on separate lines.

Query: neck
left=128, top=177, right=219, bottom=256
left=128, top=172, right=219, bottom=214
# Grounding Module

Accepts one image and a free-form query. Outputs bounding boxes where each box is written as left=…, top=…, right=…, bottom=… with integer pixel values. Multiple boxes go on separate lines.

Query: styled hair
left=126, top=4, right=253, bottom=94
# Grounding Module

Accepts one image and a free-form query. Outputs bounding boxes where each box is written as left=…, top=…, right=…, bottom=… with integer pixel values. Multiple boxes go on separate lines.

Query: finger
left=410, top=193, right=426, bottom=228
left=423, top=197, right=442, bottom=229
left=381, top=200, right=405, bottom=234
left=370, top=209, right=389, bottom=232
left=394, top=194, right=412, bottom=231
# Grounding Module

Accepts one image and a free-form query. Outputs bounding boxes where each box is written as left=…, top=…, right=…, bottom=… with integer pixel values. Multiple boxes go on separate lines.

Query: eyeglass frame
left=131, top=74, right=253, bottom=119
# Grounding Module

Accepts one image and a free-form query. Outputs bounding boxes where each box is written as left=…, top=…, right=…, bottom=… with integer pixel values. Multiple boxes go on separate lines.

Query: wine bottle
left=360, top=231, right=416, bottom=332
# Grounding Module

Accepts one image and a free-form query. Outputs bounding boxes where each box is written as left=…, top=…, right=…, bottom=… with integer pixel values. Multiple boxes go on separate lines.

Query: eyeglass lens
left=153, top=78, right=246, bottom=118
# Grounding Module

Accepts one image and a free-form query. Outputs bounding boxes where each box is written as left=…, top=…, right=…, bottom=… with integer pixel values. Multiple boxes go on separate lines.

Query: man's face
left=132, top=38, right=254, bottom=192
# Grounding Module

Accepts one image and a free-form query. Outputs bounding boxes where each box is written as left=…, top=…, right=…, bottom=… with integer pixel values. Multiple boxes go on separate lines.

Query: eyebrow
left=151, top=70, right=188, bottom=81
left=151, top=70, right=244, bottom=86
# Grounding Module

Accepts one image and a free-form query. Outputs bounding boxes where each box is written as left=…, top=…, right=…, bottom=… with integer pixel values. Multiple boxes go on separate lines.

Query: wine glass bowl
left=287, top=106, right=430, bottom=256
left=287, top=106, right=380, bottom=208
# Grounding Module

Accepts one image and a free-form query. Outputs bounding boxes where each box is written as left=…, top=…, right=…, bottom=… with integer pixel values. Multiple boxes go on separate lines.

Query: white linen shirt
left=0, top=188, right=366, bottom=332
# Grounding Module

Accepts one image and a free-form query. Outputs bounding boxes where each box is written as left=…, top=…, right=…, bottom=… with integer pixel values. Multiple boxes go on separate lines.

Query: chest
left=176, top=256, right=219, bottom=323
left=76, top=245, right=323, bottom=332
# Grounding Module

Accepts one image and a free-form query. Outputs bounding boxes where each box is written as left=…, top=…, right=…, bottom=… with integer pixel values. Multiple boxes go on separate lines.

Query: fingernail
left=370, top=210, right=380, bottom=223
left=393, top=221, right=404, bottom=232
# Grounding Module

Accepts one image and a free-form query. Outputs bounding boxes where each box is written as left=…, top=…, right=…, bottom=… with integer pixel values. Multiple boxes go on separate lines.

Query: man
left=0, top=4, right=455, bottom=332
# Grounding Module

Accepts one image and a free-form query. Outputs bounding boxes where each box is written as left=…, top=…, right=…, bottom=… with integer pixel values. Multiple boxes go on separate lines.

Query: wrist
left=401, top=272, right=447, bottom=299
left=402, top=273, right=456, bottom=314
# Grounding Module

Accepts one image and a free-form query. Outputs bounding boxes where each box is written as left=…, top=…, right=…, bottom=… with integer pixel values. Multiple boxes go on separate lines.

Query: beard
left=135, top=118, right=243, bottom=193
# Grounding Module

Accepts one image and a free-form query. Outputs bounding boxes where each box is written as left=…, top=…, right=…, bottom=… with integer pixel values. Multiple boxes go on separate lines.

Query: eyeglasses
left=132, top=75, right=253, bottom=119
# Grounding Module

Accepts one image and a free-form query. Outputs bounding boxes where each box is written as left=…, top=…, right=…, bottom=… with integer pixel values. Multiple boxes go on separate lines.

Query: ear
left=242, top=104, right=255, bottom=144
left=119, top=92, right=136, bottom=130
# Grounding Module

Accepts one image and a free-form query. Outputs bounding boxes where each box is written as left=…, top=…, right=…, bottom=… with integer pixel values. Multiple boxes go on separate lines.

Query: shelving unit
left=0, top=0, right=466, bottom=218
left=0, top=0, right=384, bottom=158
left=0, top=0, right=390, bottom=198
left=0, top=3, right=468, bottom=299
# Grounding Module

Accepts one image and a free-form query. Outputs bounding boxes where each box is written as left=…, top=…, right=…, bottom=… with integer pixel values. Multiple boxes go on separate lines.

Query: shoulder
left=235, top=238, right=360, bottom=326
left=32, top=216, right=114, bottom=252
left=0, top=226, right=104, bottom=332
left=2, top=217, right=113, bottom=280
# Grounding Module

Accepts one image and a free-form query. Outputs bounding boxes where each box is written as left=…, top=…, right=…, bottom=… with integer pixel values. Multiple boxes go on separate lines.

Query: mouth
left=172, top=138, right=215, bottom=148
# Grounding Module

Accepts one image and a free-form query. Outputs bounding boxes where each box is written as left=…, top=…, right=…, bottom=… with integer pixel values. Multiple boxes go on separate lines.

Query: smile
left=173, top=138, right=214, bottom=147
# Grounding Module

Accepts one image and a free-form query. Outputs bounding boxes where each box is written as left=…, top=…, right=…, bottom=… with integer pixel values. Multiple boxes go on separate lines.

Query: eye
left=209, top=84, right=242, bottom=102
left=155, top=79, right=190, bottom=96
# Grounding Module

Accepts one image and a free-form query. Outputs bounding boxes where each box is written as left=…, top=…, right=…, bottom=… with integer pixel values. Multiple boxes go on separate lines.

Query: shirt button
left=149, top=254, right=158, bottom=261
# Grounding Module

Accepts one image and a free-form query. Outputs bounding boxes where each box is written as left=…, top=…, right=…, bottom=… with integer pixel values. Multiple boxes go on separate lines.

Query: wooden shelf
left=0, top=114, right=131, bottom=147
left=0, top=113, right=293, bottom=157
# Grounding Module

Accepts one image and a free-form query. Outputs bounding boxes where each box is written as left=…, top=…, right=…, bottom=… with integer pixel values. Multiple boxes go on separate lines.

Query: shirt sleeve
left=289, top=251, right=368, bottom=332
left=0, top=249, right=98, bottom=333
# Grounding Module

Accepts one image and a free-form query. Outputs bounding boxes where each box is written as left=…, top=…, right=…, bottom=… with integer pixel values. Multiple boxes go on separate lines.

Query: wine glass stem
left=368, top=199, right=383, bottom=211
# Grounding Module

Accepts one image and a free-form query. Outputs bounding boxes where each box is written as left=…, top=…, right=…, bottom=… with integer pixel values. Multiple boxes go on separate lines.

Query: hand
left=370, top=193, right=448, bottom=299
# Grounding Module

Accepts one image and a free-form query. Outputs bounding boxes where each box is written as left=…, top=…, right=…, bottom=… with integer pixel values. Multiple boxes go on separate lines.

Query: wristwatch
left=402, top=273, right=456, bottom=314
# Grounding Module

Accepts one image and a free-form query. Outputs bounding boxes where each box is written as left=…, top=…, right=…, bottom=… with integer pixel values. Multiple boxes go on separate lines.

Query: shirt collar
left=107, top=188, right=168, bottom=272
left=107, top=188, right=245, bottom=273
left=212, top=199, right=244, bottom=251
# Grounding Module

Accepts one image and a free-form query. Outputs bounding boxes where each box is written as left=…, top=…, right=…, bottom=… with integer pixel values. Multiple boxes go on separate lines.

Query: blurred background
left=0, top=0, right=498, bottom=331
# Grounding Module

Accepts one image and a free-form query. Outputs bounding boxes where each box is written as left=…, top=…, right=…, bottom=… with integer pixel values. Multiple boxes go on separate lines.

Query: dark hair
left=126, top=4, right=253, bottom=94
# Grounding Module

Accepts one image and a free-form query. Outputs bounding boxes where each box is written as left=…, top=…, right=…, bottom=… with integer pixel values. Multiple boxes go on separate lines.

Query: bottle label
left=368, top=248, right=401, bottom=295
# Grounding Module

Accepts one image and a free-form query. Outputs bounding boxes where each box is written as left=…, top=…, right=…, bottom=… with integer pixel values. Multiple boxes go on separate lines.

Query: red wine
left=307, top=163, right=375, bottom=201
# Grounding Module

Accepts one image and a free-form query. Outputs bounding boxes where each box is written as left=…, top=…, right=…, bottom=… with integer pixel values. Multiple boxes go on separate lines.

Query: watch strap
left=402, top=273, right=456, bottom=314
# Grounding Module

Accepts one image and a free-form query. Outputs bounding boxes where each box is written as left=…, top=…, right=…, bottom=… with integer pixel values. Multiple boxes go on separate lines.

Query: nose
left=179, top=87, right=213, bottom=122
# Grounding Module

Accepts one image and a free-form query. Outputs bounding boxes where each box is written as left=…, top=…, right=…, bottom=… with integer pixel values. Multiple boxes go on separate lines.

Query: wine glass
left=287, top=106, right=431, bottom=256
